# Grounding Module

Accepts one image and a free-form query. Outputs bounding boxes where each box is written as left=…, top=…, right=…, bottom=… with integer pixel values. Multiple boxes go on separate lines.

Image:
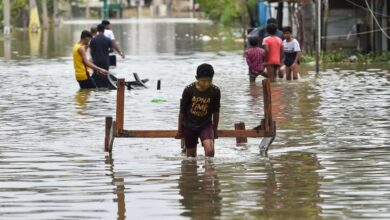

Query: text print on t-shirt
left=190, top=96, right=211, bottom=117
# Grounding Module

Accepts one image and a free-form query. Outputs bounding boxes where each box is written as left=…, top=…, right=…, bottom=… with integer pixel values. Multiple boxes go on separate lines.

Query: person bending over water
left=72, top=30, right=108, bottom=89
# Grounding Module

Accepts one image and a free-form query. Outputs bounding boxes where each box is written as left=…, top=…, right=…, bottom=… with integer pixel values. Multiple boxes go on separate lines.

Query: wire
left=364, top=0, right=390, bottom=40
left=345, top=0, right=390, bottom=18
left=321, top=26, right=390, bottom=39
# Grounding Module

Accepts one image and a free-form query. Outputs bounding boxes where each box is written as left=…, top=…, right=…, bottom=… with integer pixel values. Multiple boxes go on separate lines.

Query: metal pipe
left=316, top=0, right=321, bottom=73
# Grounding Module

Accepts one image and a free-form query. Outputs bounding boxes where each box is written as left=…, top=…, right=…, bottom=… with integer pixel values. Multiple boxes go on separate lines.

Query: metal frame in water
left=104, top=78, right=276, bottom=155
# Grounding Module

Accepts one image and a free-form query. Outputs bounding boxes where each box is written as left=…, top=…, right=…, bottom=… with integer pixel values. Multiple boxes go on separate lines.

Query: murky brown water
left=0, top=19, right=390, bottom=220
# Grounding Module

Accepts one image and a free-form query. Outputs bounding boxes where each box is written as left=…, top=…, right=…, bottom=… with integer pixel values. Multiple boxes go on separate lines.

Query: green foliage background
left=197, top=0, right=258, bottom=25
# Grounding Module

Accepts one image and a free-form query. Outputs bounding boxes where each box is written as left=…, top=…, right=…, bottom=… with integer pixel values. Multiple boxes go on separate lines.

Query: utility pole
left=3, top=0, right=11, bottom=36
left=86, top=0, right=90, bottom=19
left=103, top=0, right=109, bottom=19
left=41, top=0, right=49, bottom=28
left=53, top=0, right=58, bottom=24
left=316, top=0, right=321, bottom=73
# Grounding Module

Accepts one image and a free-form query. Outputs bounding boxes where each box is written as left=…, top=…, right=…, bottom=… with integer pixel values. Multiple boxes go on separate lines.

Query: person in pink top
left=262, top=23, right=283, bottom=82
left=244, top=36, right=266, bottom=82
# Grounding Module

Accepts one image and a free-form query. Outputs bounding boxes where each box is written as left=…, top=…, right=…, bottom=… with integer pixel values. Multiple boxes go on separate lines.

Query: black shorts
left=183, top=124, right=214, bottom=149
left=284, top=52, right=299, bottom=67
left=78, top=77, right=97, bottom=89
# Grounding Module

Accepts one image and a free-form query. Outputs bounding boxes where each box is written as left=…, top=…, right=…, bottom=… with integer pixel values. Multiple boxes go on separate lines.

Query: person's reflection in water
left=105, top=154, right=126, bottom=220
left=247, top=81, right=286, bottom=123
left=4, top=37, right=11, bottom=60
left=74, top=90, right=92, bottom=116
left=178, top=159, right=222, bottom=218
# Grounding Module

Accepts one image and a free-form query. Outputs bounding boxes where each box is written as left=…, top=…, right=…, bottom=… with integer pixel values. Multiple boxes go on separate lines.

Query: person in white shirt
left=101, top=20, right=125, bottom=66
left=282, top=26, right=302, bottom=80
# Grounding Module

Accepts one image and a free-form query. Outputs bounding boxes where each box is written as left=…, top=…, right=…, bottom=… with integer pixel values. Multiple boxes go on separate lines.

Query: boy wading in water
left=282, top=26, right=302, bottom=80
left=244, top=36, right=266, bottom=83
left=72, top=30, right=108, bottom=89
left=262, top=23, right=283, bottom=82
left=176, top=64, right=221, bottom=157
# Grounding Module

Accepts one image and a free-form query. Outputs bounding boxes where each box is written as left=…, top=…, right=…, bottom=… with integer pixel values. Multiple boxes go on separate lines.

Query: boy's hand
left=99, top=69, right=109, bottom=75
left=175, top=131, right=183, bottom=139
left=213, top=129, right=218, bottom=139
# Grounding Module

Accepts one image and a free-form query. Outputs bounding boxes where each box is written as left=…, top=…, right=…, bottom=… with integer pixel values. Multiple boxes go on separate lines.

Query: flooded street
left=0, top=19, right=390, bottom=219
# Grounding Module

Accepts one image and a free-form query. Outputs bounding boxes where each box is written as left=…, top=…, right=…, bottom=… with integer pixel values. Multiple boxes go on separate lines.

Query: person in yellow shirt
left=73, top=30, right=108, bottom=89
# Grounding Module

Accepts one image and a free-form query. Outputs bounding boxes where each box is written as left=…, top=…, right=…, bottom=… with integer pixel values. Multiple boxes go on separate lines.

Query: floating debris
left=151, top=98, right=167, bottom=103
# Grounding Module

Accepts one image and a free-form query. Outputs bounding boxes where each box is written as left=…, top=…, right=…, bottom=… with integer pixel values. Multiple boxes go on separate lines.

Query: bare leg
left=292, top=64, right=299, bottom=80
left=249, top=75, right=256, bottom=83
left=267, top=65, right=276, bottom=82
left=275, top=66, right=281, bottom=79
left=278, top=65, right=284, bottom=78
left=202, top=139, right=214, bottom=157
left=286, top=67, right=292, bottom=80
left=186, top=147, right=197, bottom=157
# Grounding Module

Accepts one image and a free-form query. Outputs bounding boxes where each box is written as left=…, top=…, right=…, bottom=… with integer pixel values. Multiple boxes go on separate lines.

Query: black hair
left=80, top=30, right=92, bottom=39
left=196, top=63, right=214, bottom=78
left=248, top=36, right=259, bottom=47
left=282, top=26, right=292, bottom=33
left=97, top=24, right=105, bottom=33
left=267, top=18, right=277, bottom=25
left=266, top=23, right=277, bottom=35
left=101, top=20, right=110, bottom=26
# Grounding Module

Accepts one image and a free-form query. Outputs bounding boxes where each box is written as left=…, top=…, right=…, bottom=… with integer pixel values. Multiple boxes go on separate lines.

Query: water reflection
left=0, top=19, right=243, bottom=59
left=105, top=154, right=126, bottom=220
left=3, top=37, right=11, bottom=61
left=262, top=152, right=322, bottom=219
left=74, top=90, right=92, bottom=116
left=178, top=159, right=222, bottom=218
left=29, top=29, right=41, bottom=57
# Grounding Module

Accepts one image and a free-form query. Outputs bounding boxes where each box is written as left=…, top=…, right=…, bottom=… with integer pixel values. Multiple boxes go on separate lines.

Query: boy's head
left=282, top=26, right=292, bottom=39
left=97, top=24, right=105, bottom=33
left=90, top=26, right=97, bottom=36
left=266, top=23, right=277, bottom=36
left=196, top=63, right=214, bottom=90
left=80, top=30, right=92, bottom=45
left=248, top=36, right=259, bottom=47
left=266, top=18, right=277, bottom=25
left=101, top=20, right=110, bottom=29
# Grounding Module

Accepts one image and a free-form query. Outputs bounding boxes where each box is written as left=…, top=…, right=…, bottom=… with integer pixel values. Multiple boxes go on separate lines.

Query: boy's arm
left=293, top=40, right=302, bottom=64
left=264, top=45, right=269, bottom=63
left=280, top=44, right=284, bottom=64
left=78, top=47, right=108, bottom=75
left=294, top=51, right=302, bottom=64
left=212, top=113, right=219, bottom=139
left=89, top=40, right=94, bottom=58
left=112, top=40, right=125, bottom=59
left=176, top=89, right=190, bottom=139
left=213, top=89, right=221, bottom=139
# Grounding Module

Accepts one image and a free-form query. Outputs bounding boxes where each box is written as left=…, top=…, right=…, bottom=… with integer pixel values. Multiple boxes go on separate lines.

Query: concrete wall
left=325, top=8, right=369, bottom=53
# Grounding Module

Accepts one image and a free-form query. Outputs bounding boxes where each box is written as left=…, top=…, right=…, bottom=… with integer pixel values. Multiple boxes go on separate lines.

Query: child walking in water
left=244, top=36, right=266, bottom=82
left=176, top=64, right=221, bottom=157
left=262, top=23, right=283, bottom=82
left=282, top=26, right=302, bottom=80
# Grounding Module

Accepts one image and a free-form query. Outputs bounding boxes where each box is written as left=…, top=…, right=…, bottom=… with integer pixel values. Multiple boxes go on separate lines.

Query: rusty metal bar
left=116, top=79, right=125, bottom=135
left=262, top=79, right=274, bottom=134
left=234, top=122, right=248, bottom=144
left=118, top=129, right=273, bottom=138
left=104, top=116, right=113, bottom=152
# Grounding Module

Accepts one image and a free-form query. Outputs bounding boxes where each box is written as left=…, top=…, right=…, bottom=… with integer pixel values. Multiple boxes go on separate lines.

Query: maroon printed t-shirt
left=180, top=83, right=221, bottom=130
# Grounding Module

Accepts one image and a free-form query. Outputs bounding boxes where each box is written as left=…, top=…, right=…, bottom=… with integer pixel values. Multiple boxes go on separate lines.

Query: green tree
left=197, top=0, right=257, bottom=26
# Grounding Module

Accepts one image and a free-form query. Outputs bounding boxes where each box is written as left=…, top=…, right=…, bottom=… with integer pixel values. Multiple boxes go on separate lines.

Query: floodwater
left=0, top=19, right=390, bottom=220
